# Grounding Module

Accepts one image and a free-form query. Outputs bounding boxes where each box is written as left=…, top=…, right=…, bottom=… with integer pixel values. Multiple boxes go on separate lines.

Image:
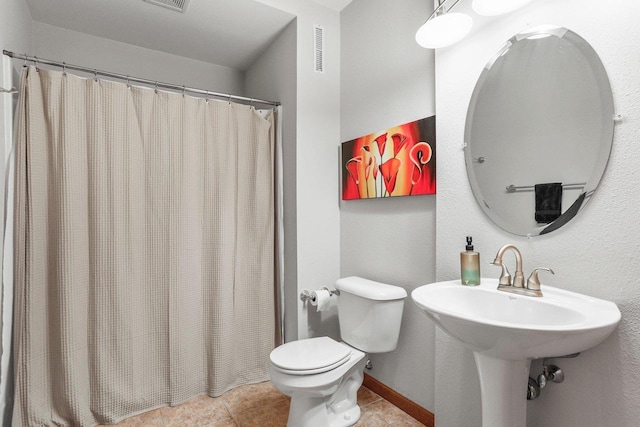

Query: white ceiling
left=24, top=0, right=298, bottom=70
left=310, top=0, right=354, bottom=11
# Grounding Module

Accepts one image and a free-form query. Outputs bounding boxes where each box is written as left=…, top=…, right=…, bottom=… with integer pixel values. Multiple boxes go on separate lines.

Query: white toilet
left=269, top=276, right=407, bottom=427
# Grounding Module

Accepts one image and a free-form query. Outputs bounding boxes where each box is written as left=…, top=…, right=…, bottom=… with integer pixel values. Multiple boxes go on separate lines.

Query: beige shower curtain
left=12, top=67, right=278, bottom=426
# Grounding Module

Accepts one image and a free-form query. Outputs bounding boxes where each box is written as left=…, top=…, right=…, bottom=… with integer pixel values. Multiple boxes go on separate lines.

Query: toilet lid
left=270, top=337, right=352, bottom=374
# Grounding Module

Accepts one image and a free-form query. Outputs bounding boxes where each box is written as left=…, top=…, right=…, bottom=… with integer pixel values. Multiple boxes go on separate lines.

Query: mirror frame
left=464, top=25, right=615, bottom=236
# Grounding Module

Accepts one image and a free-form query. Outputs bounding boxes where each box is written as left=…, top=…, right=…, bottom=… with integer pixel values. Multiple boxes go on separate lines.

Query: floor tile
left=160, top=394, right=233, bottom=427
left=210, top=419, right=239, bottom=427
left=362, top=399, right=426, bottom=426
left=221, top=381, right=288, bottom=417
left=232, top=395, right=290, bottom=427
left=98, top=381, right=425, bottom=427
left=357, top=386, right=382, bottom=407
left=100, top=408, right=164, bottom=427
left=354, top=409, right=390, bottom=426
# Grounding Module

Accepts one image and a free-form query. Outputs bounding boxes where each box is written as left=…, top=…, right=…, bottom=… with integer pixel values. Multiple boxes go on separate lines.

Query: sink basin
left=412, top=278, right=620, bottom=359
left=412, top=278, right=621, bottom=427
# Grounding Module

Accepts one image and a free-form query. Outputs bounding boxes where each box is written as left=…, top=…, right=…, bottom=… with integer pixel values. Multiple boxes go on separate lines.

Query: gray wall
left=255, top=0, right=343, bottom=343
left=0, top=0, right=32, bottom=55
left=31, top=22, right=245, bottom=96
left=435, top=0, right=640, bottom=426
left=0, top=0, right=33, bottom=103
left=340, top=0, right=436, bottom=411
left=245, top=20, right=298, bottom=343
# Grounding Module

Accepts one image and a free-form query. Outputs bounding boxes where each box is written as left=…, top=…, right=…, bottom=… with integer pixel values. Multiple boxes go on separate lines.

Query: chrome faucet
left=491, top=244, right=525, bottom=288
left=491, top=244, right=553, bottom=297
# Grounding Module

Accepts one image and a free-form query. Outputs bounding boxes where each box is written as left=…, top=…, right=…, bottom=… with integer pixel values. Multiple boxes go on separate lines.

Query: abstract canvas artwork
left=341, top=116, right=436, bottom=200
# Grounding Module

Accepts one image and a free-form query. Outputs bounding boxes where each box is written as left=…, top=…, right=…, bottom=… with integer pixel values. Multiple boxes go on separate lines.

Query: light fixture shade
left=415, top=12, right=473, bottom=49
left=472, top=0, right=533, bottom=16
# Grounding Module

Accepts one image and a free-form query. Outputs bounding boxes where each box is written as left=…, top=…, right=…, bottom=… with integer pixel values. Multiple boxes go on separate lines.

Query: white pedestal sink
left=412, top=279, right=621, bottom=427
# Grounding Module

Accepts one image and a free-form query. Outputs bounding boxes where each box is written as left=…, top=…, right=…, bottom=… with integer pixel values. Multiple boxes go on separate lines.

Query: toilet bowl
left=270, top=337, right=366, bottom=427
left=270, top=277, right=407, bottom=427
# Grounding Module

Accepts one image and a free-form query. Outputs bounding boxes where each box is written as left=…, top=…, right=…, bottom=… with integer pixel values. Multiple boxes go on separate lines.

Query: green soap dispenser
left=460, top=236, right=480, bottom=286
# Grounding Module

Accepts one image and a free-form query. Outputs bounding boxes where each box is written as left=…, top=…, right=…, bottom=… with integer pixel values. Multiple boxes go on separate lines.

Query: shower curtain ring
left=155, top=82, right=158, bottom=94
left=62, top=62, right=67, bottom=76
left=250, top=98, right=254, bottom=109
left=205, top=90, right=210, bottom=103
left=34, top=57, right=39, bottom=71
left=182, top=85, right=186, bottom=97
left=93, top=69, right=98, bottom=82
left=227, top=94, right=231, bottom=105
left=126, top=75, right=131, bottom=88
left=23, top=55, right=27, bottom=68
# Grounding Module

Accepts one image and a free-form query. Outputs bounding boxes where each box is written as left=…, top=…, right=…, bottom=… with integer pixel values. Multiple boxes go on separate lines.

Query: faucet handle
left=526, top=267, right=554, bottom=293
left=491, top=261, right=512, bottom=286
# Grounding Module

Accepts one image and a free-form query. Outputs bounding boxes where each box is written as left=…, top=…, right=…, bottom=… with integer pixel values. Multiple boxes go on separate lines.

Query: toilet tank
left=335, top=276, right=407, bottom=353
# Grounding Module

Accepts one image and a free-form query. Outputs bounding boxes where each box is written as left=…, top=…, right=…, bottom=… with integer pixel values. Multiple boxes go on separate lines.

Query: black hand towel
left=535, top=183, right=562, bottom=223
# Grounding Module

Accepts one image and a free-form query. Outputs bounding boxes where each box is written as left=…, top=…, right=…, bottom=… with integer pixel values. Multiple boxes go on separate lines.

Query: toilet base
left=287, top=396, right=361, bottom=427
left=285, top=367, right=364, bottom=427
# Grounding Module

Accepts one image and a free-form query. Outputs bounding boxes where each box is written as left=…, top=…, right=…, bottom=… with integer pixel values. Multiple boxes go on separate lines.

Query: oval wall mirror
left=464, top=25, right=615, bottom=236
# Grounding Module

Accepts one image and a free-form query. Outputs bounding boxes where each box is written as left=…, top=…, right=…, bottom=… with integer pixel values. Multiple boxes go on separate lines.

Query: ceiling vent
left=143, top=0, right=190, bottom=13
left=314, top=25, right=325, bottom=73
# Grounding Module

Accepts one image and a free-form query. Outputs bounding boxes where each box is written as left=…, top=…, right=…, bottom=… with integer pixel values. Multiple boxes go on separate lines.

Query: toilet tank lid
left=335, top=276, right=407, bottom=301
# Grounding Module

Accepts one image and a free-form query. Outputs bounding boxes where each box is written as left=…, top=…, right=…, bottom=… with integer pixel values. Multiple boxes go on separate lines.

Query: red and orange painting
left=341, top=116, right=436, bottom=200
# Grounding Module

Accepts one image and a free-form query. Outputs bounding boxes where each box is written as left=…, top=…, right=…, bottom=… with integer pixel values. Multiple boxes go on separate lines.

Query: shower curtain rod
left=2, top=50, right=280, bottom=107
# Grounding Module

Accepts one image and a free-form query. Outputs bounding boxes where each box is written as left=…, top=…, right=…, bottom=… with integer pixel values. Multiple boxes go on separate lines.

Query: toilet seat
left=270, top=336, right=352, bottom=375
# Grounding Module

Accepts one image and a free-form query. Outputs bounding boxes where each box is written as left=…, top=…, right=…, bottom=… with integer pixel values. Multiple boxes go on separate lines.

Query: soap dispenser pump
left=460, top=236, right=480, bottom=286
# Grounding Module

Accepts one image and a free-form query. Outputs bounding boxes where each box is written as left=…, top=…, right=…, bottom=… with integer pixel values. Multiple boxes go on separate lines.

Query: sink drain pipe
left=527, top=353, right=579, bottom=400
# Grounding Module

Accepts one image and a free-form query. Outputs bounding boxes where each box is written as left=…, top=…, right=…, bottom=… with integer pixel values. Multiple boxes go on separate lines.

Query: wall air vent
left=314, top=25, right=325, bottom=73
left=143, top=0, right=190, bottom=13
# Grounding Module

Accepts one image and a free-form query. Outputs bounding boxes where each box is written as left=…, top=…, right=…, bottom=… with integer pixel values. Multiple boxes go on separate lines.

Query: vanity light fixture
left=472, top=0, right=533, bottom=16
left=416, top=0, right=537, bottom=49
left=415, top=0, right=472, bottom=49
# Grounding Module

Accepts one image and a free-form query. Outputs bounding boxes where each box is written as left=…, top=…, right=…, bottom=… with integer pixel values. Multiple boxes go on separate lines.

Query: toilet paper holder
left=300, top=287, right=340, bottom=303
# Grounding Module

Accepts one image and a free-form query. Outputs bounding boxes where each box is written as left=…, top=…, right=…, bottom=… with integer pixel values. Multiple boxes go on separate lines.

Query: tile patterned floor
left=100, top=381, right=426, bottom=427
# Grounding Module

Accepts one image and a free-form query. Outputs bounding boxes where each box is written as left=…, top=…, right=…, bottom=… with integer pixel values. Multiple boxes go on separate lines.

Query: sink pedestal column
left=474, top=353, right=531, bottom=427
